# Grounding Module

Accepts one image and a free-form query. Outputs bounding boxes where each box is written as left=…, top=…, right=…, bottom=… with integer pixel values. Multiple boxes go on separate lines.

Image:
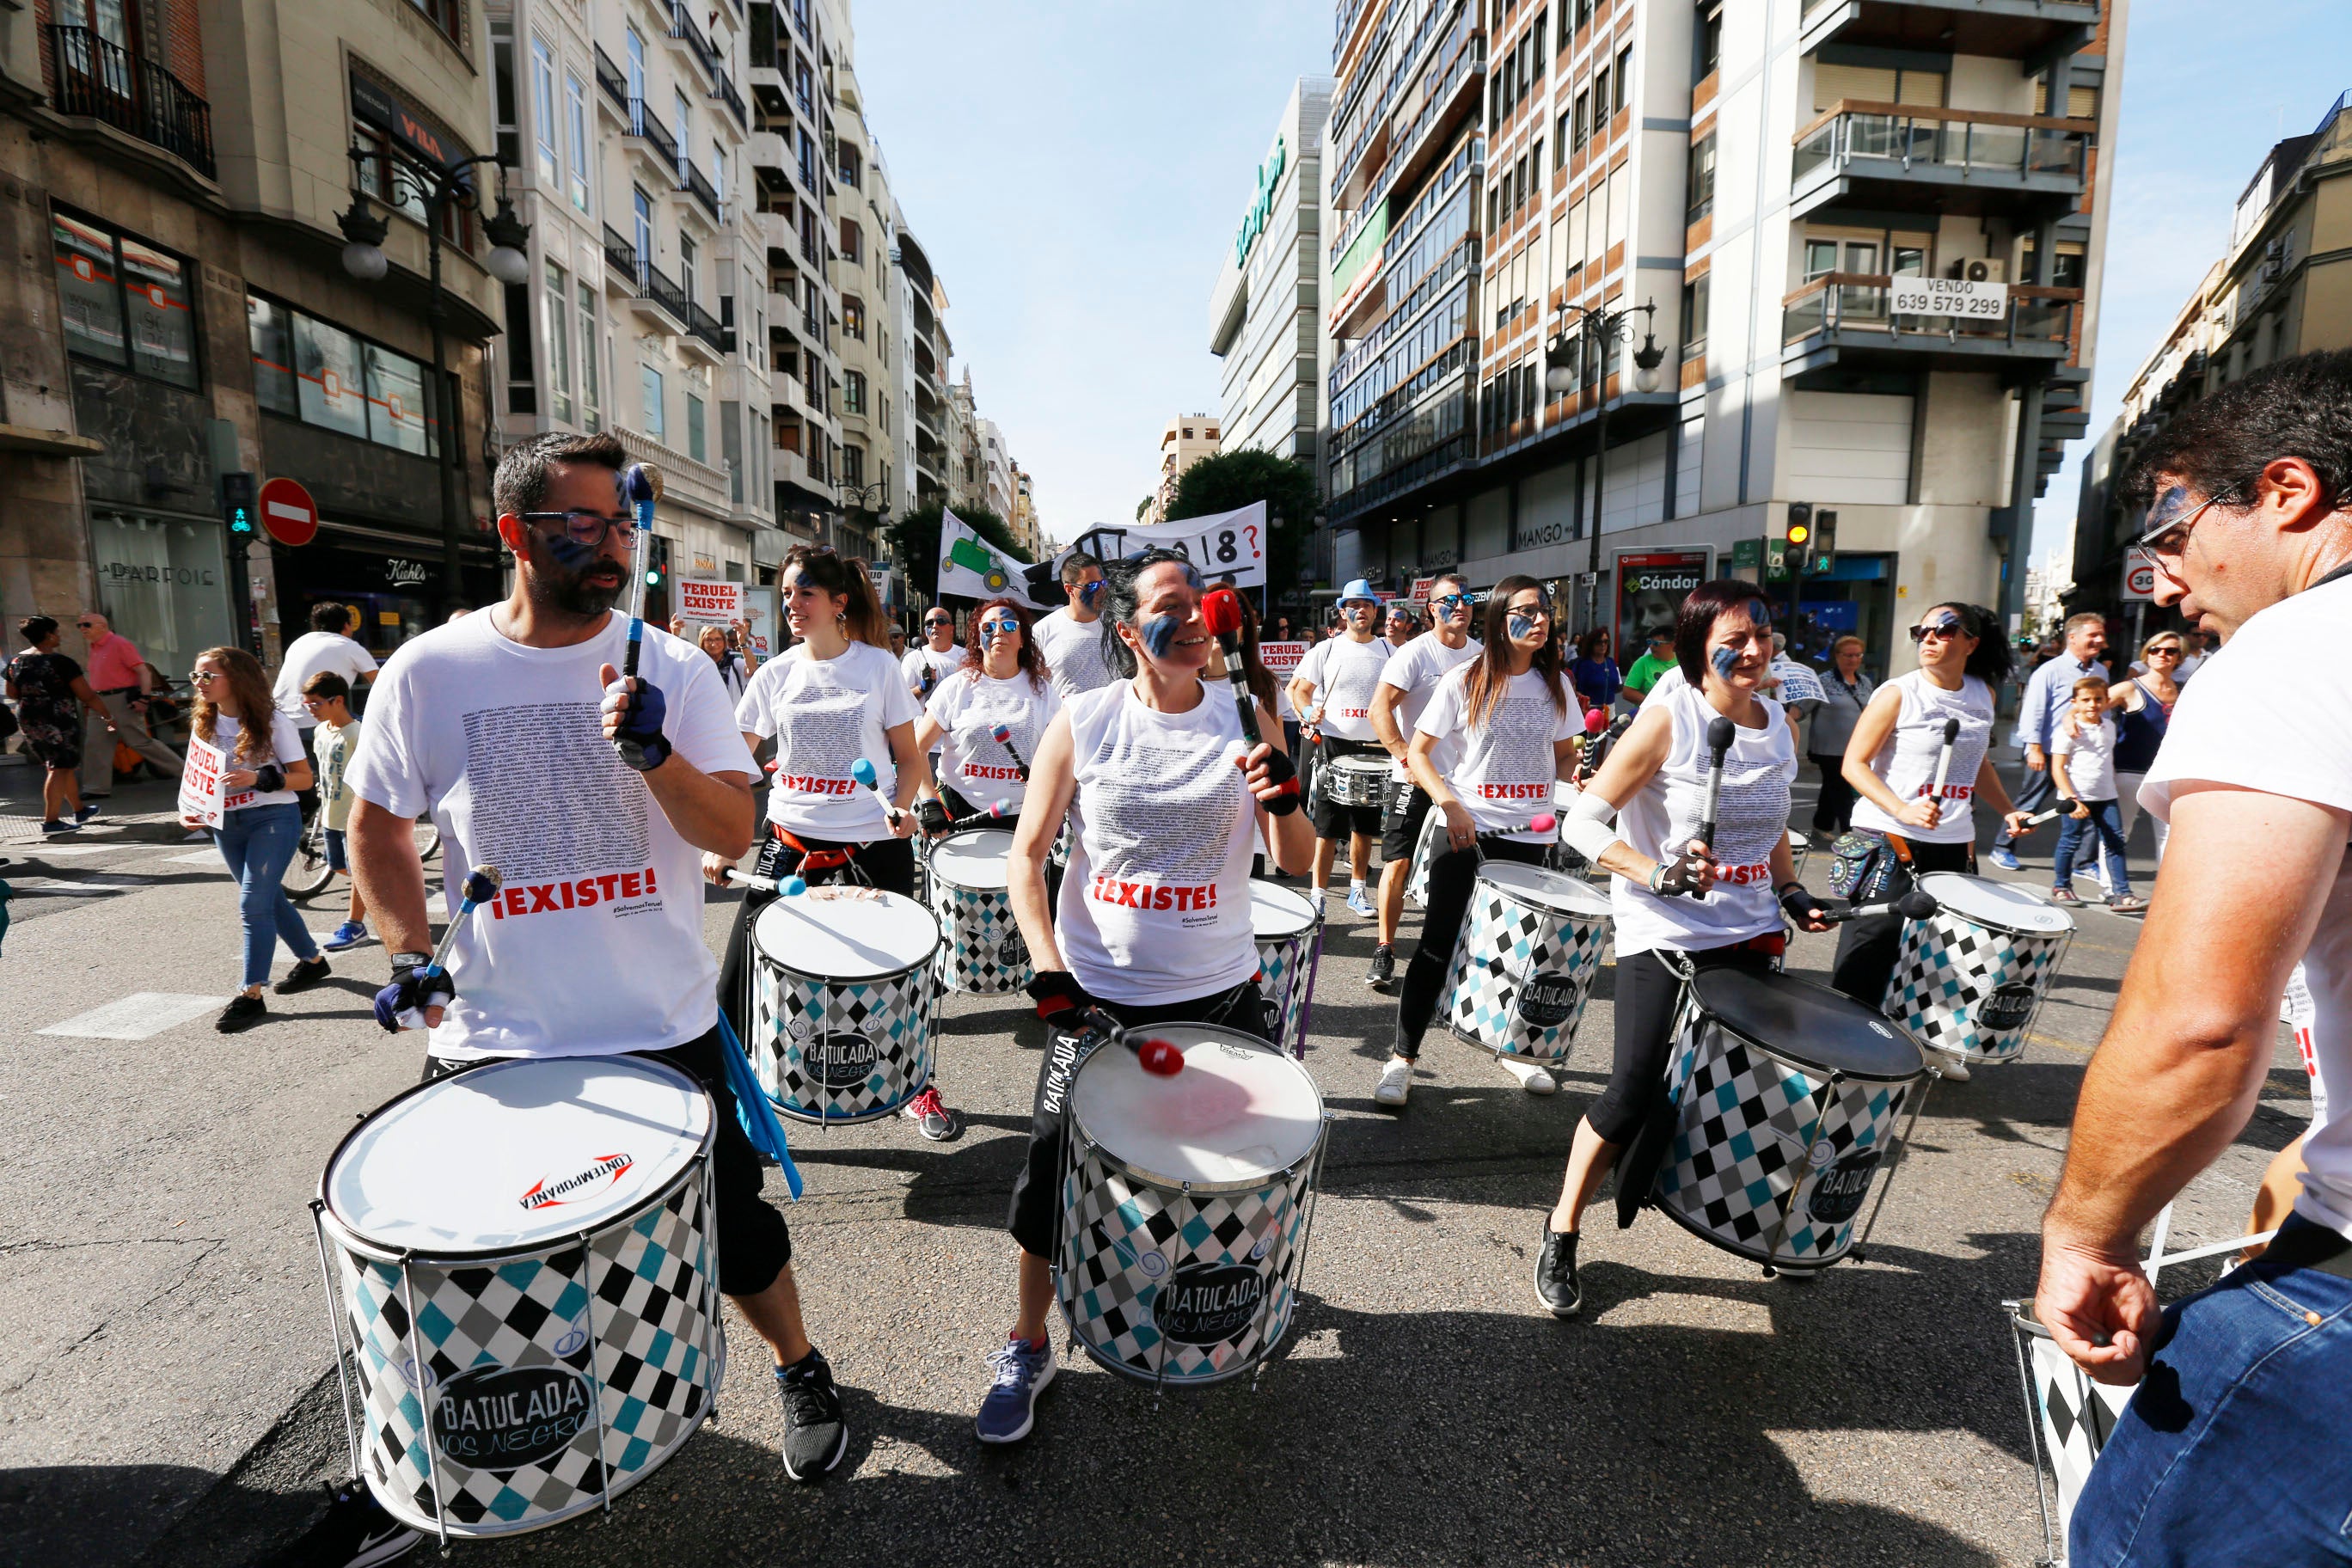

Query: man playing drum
left=2038, top=350, right=2352, bottom=1565
left=324, top=433, right=848, bottom=1565
left=1286, top=578, right=1393, bottom=919
left=1366, top=572, right=1481, bottom=992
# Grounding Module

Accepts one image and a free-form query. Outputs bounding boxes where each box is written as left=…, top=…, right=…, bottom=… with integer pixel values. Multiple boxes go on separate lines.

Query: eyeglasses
left=926, top=617, right=954, bottom=628
left=1908, top=623, right=1967, bottom=644
left=188, top=670, right=220, bottom=685
left=2131, top=483, right=2243, bottom=560
left=519, top=510, right=639, bottom=548
left=2147, top=645, right=2184, bottom=658
left=978, top=617, right=1020, bottom=635
left=1430, top=593, right=1468, bottom=610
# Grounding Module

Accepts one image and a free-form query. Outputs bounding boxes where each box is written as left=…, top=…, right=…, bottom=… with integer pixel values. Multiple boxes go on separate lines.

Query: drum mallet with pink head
left=988, top=723, right=1032, bottom=782
left=1071, top=1006, right=1185, bottom=1078
left=1200, top=585, right=1304, bottom=815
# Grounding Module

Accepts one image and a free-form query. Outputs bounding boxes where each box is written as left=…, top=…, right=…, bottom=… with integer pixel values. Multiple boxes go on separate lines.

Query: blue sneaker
left=974, top=1334, right=1056, bottom=1443
left=1990, top=846, right=2019, bottom=872
left=322, top=920, right=370, bottom=952
left=74, top=803, right=100, bottom=824
left=1346, top=883, right=1374, bottom=917
left=40, top=819, right=77, bottom=836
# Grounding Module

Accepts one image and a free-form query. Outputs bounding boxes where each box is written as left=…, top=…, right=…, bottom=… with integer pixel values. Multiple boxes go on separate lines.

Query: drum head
left=1249, top=879, right=1318, bottom=939
left=324, top=1057, right=712, bottom=1255
left=1332, top=756, right=1387, bottom=777
left=1071, top=1024, right=1324, bottom=1190
left=1915, top=873, right=2074, bottom=936
left=1692, top=968, right=1923, bottom=1081
left=755, top=886, right=939, bottom=977
left=929, top=829, right=1015, bottom=890
left=1477, top=861, right=1613, bottom=919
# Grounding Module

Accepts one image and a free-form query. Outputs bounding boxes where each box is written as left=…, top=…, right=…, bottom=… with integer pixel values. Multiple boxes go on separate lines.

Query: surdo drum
left=1057, top=1024, right=1329, bottom=1387
left=1654, top=968, right=1931, bottom=1272
left=928, top=827, right=1032, bottom=994
left=1405, top=796, right=1442, bottom=909
left=312, top=1057, right=721, bottom=1542
left=1319, top=754, right=1392, bottom=810
left=1442, top=862, right=1614, bottom=1065
left=1884, top=873, right=2074, bottom=1068
left=1248, top=879, right=1321, bottom=1059
left=750, top=886, right=940, bottom=1123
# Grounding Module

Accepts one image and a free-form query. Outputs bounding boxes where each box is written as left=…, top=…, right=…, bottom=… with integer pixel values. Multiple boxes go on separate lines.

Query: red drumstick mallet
left=1200, top=585, right=1302, bottom=812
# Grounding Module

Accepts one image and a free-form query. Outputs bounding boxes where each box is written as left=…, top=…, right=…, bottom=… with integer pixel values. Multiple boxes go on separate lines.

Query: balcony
left=682, top=299, right=737, bottom=359
left=666, top=2, right=721, bottom=82
left=614, top=423, right=731, bottom=512
left=45, top=26, right=216, bottom=180
left=1798, top=0, right=2098, bottom=60
left=625, top=98, right=680, bottom=169
left=593, top=45, right=629, bottom=117
left=712, top=67, right=748, bottom=132
left=624, top=256, right=692, bottom=334
left=1780, top=272, right=2080, bottom=374
left=602, top=224, right=641, bottom=291
left=683, top=160, right=722, bottom=222
left=1792, top=103, right=2092, bottom=221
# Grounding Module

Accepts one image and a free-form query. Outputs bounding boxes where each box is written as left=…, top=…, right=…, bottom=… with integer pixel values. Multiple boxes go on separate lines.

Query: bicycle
left=288, top=811, right=439, bottom=898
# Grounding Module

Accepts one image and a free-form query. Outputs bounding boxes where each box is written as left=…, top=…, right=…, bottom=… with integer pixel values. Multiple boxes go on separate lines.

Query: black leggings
left=1587, top=942, right=1779, bottom=1144
left=1810, top=754, right=1857, bottom=834
left=1828, top=836, right=1974, bottom=1008
left=718, top=828, right=917, bottom=1045
left=1393, top=836, right=1550, bottom=1058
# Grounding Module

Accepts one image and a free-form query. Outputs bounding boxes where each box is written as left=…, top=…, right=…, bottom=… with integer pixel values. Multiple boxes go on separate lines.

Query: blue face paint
left=1079, top=579, right=1105, bottom=607
left=2147, top=484, right=2193, bottom=529
left=542, top=532, right=600, bottom=573
left=1139, top=612, right=1183, bottom=661
left=1711, top=645, right=1741, bottom=683
left=1508, top=614, right=1536, bottom=641
left=1745, top=598, right=1772, bottom=628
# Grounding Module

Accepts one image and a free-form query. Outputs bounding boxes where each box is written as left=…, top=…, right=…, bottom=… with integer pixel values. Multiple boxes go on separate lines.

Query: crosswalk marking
left=40, top=993, right=225, bottom=1040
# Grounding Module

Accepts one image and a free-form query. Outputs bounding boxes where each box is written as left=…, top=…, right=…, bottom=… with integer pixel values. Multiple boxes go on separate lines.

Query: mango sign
left=677, top=579, right=742, bottom=625
left=179, top=732, right=229, bottom=829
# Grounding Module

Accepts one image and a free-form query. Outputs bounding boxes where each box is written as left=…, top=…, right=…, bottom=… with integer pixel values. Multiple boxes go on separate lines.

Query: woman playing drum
left=980, top=549, right=1314, bottom=1444
left=1544, top=581, right=1834, bottom=1315
left=914, top=596, right=1058, bottom=822
left=1828, top=601, right=2031, bottom=1072
left=1374, top=575, right=1584, bottom=1106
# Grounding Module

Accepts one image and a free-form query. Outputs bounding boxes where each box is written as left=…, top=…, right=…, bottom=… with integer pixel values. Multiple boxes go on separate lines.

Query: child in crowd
left=2050, top=675, right=2145, bottom=913
left=302, top=671, right=371, bottom=950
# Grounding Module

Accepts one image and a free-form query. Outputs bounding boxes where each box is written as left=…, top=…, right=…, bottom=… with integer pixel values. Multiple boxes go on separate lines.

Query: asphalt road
left=0, top=760, right=2311, bottom=1568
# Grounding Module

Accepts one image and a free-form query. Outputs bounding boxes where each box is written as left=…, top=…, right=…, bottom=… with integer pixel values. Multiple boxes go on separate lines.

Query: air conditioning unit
left=1966, top=258, right=2006, bottom=284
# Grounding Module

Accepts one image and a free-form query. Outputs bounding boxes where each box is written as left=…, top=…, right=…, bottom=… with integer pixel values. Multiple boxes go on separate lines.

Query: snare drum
left=1249, top=879, right=1321, bottom=1058
left=1058, top=1025, right=1328, bottom=1387
left=1442, top=862, right=1614, bottom=1064
left=928, top=828, right=1032, bottom=994
left=1320, top=754, right=1391, bottom=810
left=750, top=886, right=940, bottom=1123
left=314, top=1057, right=720, bottom=1541
left=1885, top=872, right=2074, bottom=1067
left=1655, top=967, right=1930, bottom=1271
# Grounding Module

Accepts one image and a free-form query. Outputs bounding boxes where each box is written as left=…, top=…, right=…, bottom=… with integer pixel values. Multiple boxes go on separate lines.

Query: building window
left=842, top=443, right=864, bottom=486
left=406, top=0, right=462, bottom=44
left=531, top=38, right=560, bottom=187
left=674, top=88, right=692, bottom=186
left=686, top=390, right=706, bottom=462
left=566, top=72, right=591, bottom=212
left=52, top=211, right=199, bottom=389
left=843, top=369, right=866, bottom=413
left=625, top=27, right=646, bottom=101
left=838, top=145, right=861, bottom=188
left=1590, top=68, right=1608, bottom=128
left=578, top=280, right=601, bottom=432
left=1572, top=89, right=1590, bottom=150
left=1696, top=2, right=1723, bottom=81
left=679, top=233, right=697, bottom=303
left=1686, top=133, right=1716, bottom=223
left=1680, top=273, right=1709, bottom=361
left=492, top=33, right=519, bottom=168
left=633, top=187, right=653, bottom=273
left=840, top=218, right=862, bottom=264
left=543, top=260, right=573, bottom=423
left=249, top=293, right=438, bottom=455
left=713, top=146, right=727, bottom=206
left=842, top=296, right=865, bottom=340
left=640, top=364, right=665, bottom=442
left=1615, top=46, right=1632, bottom=112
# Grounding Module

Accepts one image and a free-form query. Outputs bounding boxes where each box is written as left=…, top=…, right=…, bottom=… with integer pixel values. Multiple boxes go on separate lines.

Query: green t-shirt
left=1622, top=650, right=1676, bottom=696
left=316, top=717, right=360, bottom=830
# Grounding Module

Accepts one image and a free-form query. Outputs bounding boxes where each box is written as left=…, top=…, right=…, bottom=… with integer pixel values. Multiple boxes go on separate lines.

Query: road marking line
left=162, top=849, right=226, bottom=866
left=40, top=993, right=224, bottom=1039
left=3, top=843, right=124, bottom=856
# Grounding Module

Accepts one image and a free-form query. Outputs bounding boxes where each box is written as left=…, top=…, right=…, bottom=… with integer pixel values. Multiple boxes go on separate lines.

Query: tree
left=1135, top=494, right=1154, bottom=522
left=884, top=500, right=1030, bottom=608
left=1167, top=449, right=1321, bottom=597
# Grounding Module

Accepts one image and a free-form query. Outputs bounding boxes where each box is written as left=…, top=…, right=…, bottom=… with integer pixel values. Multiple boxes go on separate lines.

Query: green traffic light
left=646, top=569, right=661, bottom=585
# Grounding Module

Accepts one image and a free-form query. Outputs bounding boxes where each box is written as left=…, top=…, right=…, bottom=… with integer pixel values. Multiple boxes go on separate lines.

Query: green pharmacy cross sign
left=1234, top=136, right=1288, bottom=267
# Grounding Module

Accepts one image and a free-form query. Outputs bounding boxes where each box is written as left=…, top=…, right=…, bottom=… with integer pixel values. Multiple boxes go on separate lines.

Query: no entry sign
left=257, top=477, right=320, bottom=548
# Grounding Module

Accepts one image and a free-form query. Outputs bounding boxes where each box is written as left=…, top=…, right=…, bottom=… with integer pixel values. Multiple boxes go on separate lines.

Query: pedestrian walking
left=7, top=616, right=111, bottom=834
left=301, top=672, right=371, bottom=952
left=1808, top=634, right=1874, bottom=837
left=182, top=645, right=327, bottom=1032
left=1569, top=628, right=1621, bottom=713
left=2048, top=677, right=2142, bottom=912
left=74, top=610, right=181, bottom=795
left=2110, top=632, right=2185, bottom=867
left=1619, top=625, right=1677, bottom=710
left=2037, top=348, right=2352, bottom=1565
left=272, top=603, right=378, bottom=819
left=1990, top=610, right=2110, bottom=871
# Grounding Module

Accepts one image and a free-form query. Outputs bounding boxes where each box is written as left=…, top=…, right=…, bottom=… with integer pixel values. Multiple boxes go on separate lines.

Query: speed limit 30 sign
left=2122, top=546, right=2159, bottom=602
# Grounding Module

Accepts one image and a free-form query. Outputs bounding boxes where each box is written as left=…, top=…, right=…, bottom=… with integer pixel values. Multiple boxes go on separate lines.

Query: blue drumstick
left=423, top=867, right=503, bottom=980
left=619, top=463, right=660, bottom=682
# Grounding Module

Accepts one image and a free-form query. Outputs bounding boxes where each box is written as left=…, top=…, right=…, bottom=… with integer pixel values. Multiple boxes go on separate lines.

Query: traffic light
left=1785, top=501, right=1812, bottom=579
left=1809, top=509, right=1836, bottom=575
left=643, top=533, right=671, bottom=590
left=222, top=471, right=256, bottom=537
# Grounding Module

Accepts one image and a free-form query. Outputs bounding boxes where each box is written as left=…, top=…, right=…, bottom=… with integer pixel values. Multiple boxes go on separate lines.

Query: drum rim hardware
left=751, top=886, right=943, bottom=983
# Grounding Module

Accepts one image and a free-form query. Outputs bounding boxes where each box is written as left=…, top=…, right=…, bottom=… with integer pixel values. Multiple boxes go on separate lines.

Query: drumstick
left=610, top=464, right=665, bottom=768
left=1070, top=1005, right=1184, bottom=1077
left=1699, top=716, right=1736, bottom=850
left=422, top=867, right=502, bottom=980
left=988, top=722, right=1032, bottom=782
left=724, top=870, right=808, bottom=896
left=1927, top=716, right=1961, bottom=825
left=848, top=757, right=907, bottom=827
left=1197, top=587, right=1267, bottom=747
left=1822, top=888, right=1939, bottom=925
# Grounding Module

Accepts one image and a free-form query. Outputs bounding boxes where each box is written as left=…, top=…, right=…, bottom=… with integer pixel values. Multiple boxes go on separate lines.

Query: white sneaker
left=1932, top=1048, right=1972, bottom=1082
left=1373, top=1057, right=1412, bottom=1107
left=1498, top=1057, right=1557, bottom=1094
left=1310, top=887, right=1328, bottom=920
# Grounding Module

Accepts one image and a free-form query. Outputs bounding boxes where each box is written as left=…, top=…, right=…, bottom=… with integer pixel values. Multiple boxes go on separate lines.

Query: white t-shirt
left=1379, top=634, right=1482, bottom=781
left=2141, top=573, right=2352, bottom=1239
left=926, top=665, right=1060, bottom=812
left=1849, top=671, right=1998, bottom=846
left=1611, top=681, right=1796, bottom=958
left=1033, top=606, right=1114, bottom=701
left=1056, top=680, right=1259, bottom=1006
left=345, top=612, right=754, bottom=1061
left=207, top=712, right=308, bottom=812
left=739, top=640, right=922, bottom=839
left=901, top=642, right=970, bottom=702
left=1294, top=634, right=1394, bottom=742
left=1415, top=665, right=1575, bottom=842
left=273, top=631, right=378, bottom=727
left=2052, top=711, right=2120, bottom=802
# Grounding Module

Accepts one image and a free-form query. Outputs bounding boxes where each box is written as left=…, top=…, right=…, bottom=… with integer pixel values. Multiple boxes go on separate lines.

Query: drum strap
left=770, top=824, right=855, bottom=875
left=2262, top=1218, right=2352, bottom=1280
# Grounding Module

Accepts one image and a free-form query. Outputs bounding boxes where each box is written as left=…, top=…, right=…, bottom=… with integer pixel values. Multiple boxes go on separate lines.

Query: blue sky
left=850, top=1, right=2350, bottom=566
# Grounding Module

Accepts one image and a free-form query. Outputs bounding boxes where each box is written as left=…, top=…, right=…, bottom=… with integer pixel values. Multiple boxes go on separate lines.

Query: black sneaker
left=217, top=993, right=267, bottom=1032
left=275, top=956, right=332, bottom=994
left=775, top=1347, right=848, bottom=1480
left=260, top=1480, right=419, bottom=1566
left=1365, top=943, right=1397, bottom=990
left=1534, top=1228, right=1582, bottom=1317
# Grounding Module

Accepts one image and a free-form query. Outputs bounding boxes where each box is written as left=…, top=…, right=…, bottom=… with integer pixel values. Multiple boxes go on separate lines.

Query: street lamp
left=336, top=150, right=531, bottom=618
left=1542, top=297, right=1665, bottom=635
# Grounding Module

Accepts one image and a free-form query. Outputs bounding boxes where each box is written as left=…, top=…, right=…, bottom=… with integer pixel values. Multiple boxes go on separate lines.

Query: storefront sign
left=180, top=732, right=229, bottom=829
left=1233, top=136, right=1288, bottom=267
left=677, top=579, right=744, bottom=624
left=1890, top=275, right=2008, bottom=320
left=384, top=557, right=432, bottom=587
left=351, top=73, right=467, bottom=173
left=1615, top=548, right=1712, bottom=651
left=257, top=477, right=319, bottom=548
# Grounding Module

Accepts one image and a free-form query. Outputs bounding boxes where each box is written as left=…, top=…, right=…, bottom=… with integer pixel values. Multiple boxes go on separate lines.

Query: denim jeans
left=2054, top=798, right=2134, bottom=897
left=2071, top=1216, right=2352, bottom=1565
left=211, top=800, right=318, bottom=988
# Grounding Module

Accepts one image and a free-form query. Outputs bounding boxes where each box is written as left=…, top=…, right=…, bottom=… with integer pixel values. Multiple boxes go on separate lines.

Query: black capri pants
left=1828, top=836, right=1974, bottom=1009
left=718, top=826, right=916, bottom=1046
left=1007, top=978, right=1271, bottom=1260
left=1311, top=736, right=1386, bottom=842
left=1585, top=940, right=1779, bottom=1144
left=426, top=1027, right=792, bottom=1296
left=1393, top=836, right=1549, bottom=1058
left=1380, top=780, right=1432, bottom=864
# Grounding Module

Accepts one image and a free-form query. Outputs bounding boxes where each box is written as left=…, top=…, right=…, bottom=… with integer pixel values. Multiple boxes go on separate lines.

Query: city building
left=1209, top=77, right=1336, bottom=480
left=1321, top=0, right=2123, bottom=673
left=1148, top=412, right=1222, bottom=524
left=3, top=0, right=506, bottom=680
left=2070, top=87, right=2352, bottom=622
left=1009, top=463, right=1043, bottom=555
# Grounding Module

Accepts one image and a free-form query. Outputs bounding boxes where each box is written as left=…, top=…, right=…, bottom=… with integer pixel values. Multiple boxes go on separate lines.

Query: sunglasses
left=978, top=617, right=1020, bottom=635
left=926, top=618, right=954, bottom=628
left=188, top=670, right=220, bottom=684
left=2147, top=645, right=2184, bottom=657
left=1431, top=593, right=1469, bottom=610
left=519, top=510, right=639, bottom=548
left=1908, top=616, right=1967, bottom=644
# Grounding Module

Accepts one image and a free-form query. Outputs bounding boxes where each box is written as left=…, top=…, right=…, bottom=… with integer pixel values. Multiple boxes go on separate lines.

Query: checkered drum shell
left=2015, top=1308, right=2135, bottom=1550
left=1250, top=879, right=1320, bottom=1059
left=751, top=888, right=940, bottom=1123
left=1406, top=798, right=1442, bottom=909
left=1058, top=1026, right=1326, bottom=1384
left=318, top=1058, right=722, bottom=1538
left=1886, top=873, right=2073, bottom=1065
left=1654, top=972, right=1925, bottom=1270
left=928, top=829, right=1032, bottom=995
left=1442, top=862, right=1613, bottom=1064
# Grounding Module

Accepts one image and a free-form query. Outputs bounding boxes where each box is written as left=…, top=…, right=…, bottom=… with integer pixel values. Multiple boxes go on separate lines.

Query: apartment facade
left=1148, top=413, right=1222, bottom=524
left=1323, top=0, right=2122, bottom=676
left=1210, top=77, right=1336, bottom=480
left=2070, top=88, right=2352, bottom=622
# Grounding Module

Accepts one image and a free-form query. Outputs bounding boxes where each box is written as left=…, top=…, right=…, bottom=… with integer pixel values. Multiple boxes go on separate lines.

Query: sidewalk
left=0, top=755, right=188, bottom=848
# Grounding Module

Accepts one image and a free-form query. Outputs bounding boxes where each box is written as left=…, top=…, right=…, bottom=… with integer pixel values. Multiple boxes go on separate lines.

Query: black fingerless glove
left=914, top=797, right=952, bottom=836
left=1778, top=882, right=1826, bottom=923
left=374, top=956, right=456, bottom=1033
left=254, top=763, right=285, bottom=793
left=609, top=674, right=671, bottom=772
left=1651, top=849, right=1710, bottom=897
left=1026, top=969, right=1095, bottom=1026
left=1256, top=746, right=1302, bottom=817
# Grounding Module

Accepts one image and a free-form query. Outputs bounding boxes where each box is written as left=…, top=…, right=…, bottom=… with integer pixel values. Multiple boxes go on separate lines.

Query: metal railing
left=631, top=257, right=691, bottom=325
left=626, top=98, right=679, bottom=166
left=683, top=161, right=721, bottom=221
left=46, top=26, right=215, bottom=178
left=602, top=224, right=640, bottom=279
left=668, top=2, right=720, bottom=77
left=1793, top=105, right=2091, bottom=189
left=684, top=299, right=735, bottom=355
left=711, top=67, right=747, bottom=131
left=593, top=45, right=628, bottom=113
left=1781, top=273, right=2079, bottom=350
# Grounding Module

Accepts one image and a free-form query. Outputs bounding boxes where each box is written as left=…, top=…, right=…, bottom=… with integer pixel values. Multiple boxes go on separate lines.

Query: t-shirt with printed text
left=1415, top=665, right=1577, bottom=842
left=926, top=665, right=1060, bottom=812
left=1378, top=634, right=1482, bottom=781
left=739, top=639, right=922, bottom=839
left=1293, top=634, right=1394, bottom=742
